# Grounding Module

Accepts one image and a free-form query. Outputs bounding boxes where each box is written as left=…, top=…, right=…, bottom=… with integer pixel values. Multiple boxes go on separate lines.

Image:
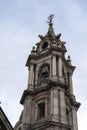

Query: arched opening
left=39, top=64, right=50, bottom=82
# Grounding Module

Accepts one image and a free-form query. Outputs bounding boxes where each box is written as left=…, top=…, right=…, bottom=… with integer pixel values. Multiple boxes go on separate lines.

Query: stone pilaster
left=59, top=90, right=66, bottom=124
left=35, top=104, right=38, bottom=121
left=69, top=73, right=73, bottom=94
left=52, top=56, right=57, bottom=80
left=53, top=89, right=58, bottom=115
left=35, top=66, right=38, bottom=86
left=28, top=64, right=34, bottom=90
left=58, top=57, right=63, bottom=81
left=69, top=109, right=72, bottom=126
left=50, top=89, right=53, bottom=115
left=50, top=88, right=59, bottom=122
left=45, top=99, right=48, bottom=119
left=72, top=107, right=78, bottom=130
left=22, top=96, right=32, bottom=130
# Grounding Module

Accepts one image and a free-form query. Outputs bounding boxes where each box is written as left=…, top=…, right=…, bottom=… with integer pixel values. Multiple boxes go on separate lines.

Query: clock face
left=42, top=42, right=48, bottom=49
left=40, top=65, right=49, bottom=81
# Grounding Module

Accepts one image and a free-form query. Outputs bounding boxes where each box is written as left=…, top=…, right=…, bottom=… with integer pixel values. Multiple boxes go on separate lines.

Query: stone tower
left=14, top=15, right=80, bottom=130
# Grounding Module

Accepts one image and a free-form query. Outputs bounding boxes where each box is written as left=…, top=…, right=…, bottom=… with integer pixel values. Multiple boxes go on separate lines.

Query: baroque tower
left=14, top=15, right=80, bottom=130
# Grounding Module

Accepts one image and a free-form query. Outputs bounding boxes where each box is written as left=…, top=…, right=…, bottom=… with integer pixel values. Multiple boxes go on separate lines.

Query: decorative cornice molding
left=20, top=80, right=68, bottom=104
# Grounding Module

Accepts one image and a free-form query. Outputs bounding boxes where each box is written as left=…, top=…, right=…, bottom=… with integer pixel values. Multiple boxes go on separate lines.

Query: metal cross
left=47, top=14, right=54, bottom=23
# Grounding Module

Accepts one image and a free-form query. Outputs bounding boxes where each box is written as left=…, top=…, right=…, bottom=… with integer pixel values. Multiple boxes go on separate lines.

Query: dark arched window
left=39, top=64, right=50, bottom=81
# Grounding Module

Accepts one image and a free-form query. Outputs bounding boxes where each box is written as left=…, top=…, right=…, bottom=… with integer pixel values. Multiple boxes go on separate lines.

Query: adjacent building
left=0, top=106, right=13, bottom=130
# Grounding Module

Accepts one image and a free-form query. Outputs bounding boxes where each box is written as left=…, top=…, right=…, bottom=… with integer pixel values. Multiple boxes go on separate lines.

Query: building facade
left=14, top=15, right=80, bottom=130
left=0, top=106, right=13, bottom=130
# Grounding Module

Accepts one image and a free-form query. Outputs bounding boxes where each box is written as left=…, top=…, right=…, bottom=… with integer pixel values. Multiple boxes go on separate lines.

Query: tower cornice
left=20, top=80, right=69, bottom=104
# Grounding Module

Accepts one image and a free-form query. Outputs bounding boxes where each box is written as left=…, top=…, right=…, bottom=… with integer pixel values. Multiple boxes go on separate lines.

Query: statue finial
left=47, top=14, right=54, bottom=26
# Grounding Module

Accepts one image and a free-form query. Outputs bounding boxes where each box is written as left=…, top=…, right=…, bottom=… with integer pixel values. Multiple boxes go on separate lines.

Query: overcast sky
left=0, top=0, right=87, bottom=130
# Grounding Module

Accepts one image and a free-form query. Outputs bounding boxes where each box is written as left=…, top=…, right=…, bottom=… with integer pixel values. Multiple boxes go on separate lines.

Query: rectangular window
left=38, top=102, right=45, bottom=118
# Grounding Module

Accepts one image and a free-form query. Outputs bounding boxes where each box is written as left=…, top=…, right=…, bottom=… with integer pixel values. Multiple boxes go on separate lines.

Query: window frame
left=38, top=102, right=45, bottom=118
left=35, top=99, right=48, bottom=121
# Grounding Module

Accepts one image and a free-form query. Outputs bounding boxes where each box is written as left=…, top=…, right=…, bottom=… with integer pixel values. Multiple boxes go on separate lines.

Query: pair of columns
left=52, top=55, right=62, bottom=79
left=50, top=88, right=78, bottom=130
left=52, top=55, right=73, bottom=94
left=50, top=88, right=66, bottom=124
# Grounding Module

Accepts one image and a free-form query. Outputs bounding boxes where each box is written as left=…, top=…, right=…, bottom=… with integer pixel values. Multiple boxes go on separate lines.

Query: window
left=38, top=102, right=45, bottom=118
left=39, top=65, right=50, bottom=81
left=42, top=42, right=48, bottom=49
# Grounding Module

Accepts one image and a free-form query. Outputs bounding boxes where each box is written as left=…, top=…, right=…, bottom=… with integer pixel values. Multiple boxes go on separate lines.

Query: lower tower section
left=17, top=80, right=80, bottom=130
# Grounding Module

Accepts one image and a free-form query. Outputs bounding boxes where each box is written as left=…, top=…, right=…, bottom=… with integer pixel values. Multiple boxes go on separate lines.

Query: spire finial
left=47, top=14, right=54, bottom=26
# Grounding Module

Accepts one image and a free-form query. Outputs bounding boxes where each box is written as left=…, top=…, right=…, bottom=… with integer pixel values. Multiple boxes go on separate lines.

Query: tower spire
left=45, top=14, right=56, bottom=38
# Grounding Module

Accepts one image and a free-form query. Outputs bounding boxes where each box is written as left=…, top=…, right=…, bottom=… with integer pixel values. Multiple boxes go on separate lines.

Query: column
left=60, top=90, right=66, bottom=124
left=52, top=55, right=57, bottom=79
left=69, top=73, right=73, bottom=94
left=72, top=107, right=78, bottom=130
left=22, top=97, right=32, bottom=130
left=53, top=89, right=59, bottom=122
left=50, top=89, right=59, bottom=122
left=53, top=89, right=58, bottom=115
left=50, top=89, right=53, bottom=116
left=58, top=57, right=63, bottom=81
left=28, top=64, right=34, bottom=90
left=35, top=66, right=38, bottom=86
left=45, top=99, right=48, bottom=119
left=35, top=104, right=38, bottom=121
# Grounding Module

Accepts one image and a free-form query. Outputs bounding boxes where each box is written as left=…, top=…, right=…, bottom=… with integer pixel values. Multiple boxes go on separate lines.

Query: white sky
left=0, top=0, right=87, bottom=130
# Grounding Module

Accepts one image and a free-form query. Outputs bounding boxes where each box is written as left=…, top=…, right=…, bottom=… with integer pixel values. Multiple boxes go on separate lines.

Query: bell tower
left=14, top=15, right=80, bottom=130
